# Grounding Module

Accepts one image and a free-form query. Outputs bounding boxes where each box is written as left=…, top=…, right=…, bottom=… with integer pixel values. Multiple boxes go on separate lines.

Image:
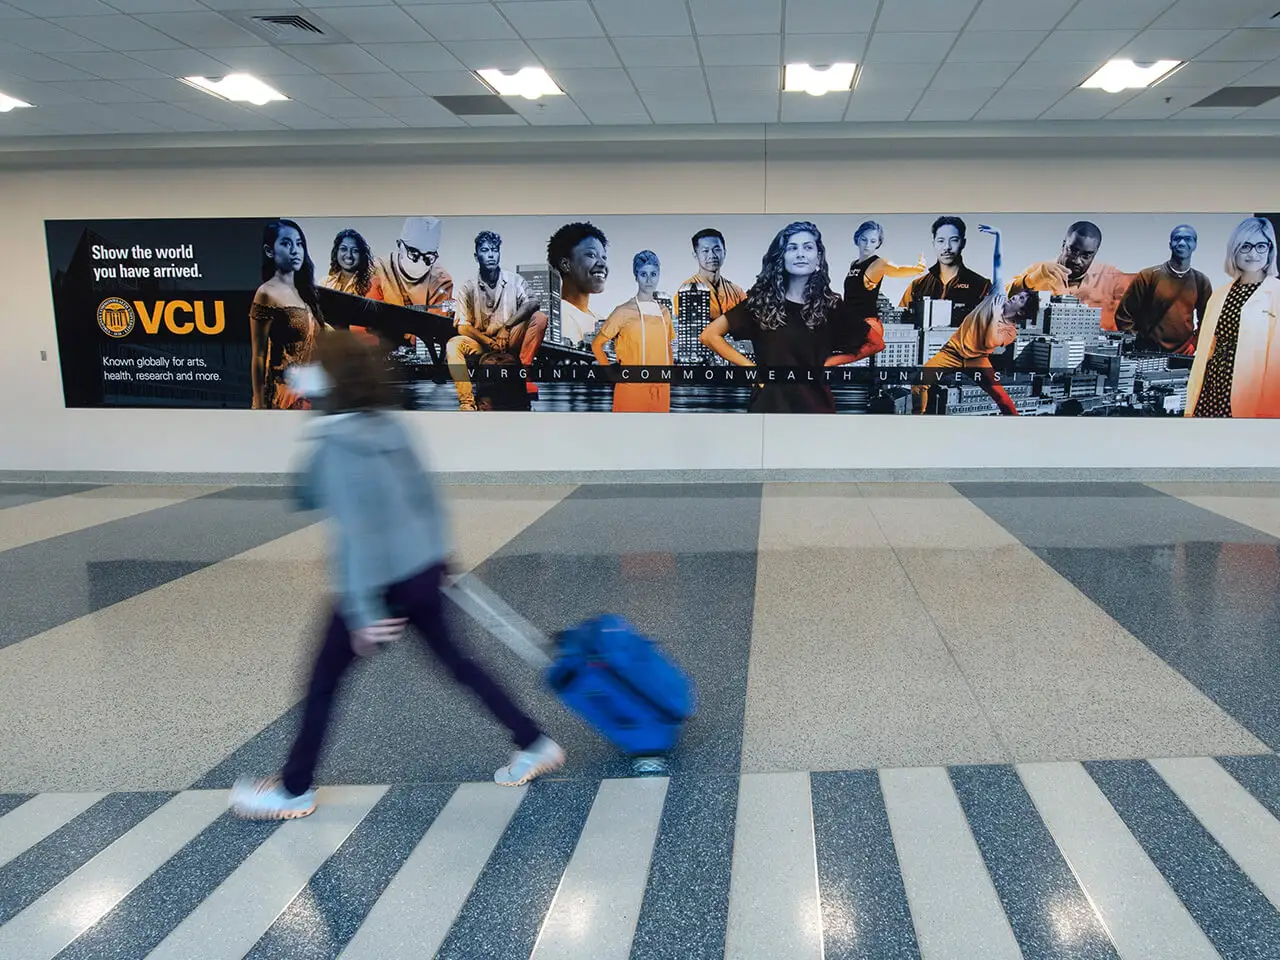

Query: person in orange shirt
left=593, top=250, right=676, bottom=413
left=1009, top=221, right=1131, bottom=331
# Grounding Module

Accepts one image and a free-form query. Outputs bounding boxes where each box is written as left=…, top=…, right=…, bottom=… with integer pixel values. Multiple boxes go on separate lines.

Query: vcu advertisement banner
left=45, top=212, right=1280, bottom=416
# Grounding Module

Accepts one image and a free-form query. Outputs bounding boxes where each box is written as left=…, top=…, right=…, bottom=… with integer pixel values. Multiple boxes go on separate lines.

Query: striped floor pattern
left=1, top=756, right=1279, bottom=959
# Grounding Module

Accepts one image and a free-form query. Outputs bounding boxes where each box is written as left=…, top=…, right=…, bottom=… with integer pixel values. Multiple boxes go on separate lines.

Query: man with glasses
left=1009, top=220, right=1132, bottom=332
left=372, top=217, right=455, bottom=349
left=1114, top=225, right=1212, bottom=354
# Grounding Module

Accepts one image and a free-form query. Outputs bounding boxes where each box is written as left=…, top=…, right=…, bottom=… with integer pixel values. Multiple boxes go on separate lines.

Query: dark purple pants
left=282, top=563, right=541, bottom=795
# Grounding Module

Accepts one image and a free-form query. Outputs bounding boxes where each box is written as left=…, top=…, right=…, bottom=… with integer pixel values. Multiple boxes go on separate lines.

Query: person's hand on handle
left=351, top=618, right=407, bottom=657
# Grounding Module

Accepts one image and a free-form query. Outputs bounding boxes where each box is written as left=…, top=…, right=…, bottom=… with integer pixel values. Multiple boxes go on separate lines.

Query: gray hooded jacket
left=294, top=411, right=450, bottom=629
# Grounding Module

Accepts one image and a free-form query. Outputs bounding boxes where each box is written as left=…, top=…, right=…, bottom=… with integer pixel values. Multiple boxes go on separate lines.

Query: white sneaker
left=494, top=737, right=565, bottom=786
left=229, top=776, right=317, bottom=820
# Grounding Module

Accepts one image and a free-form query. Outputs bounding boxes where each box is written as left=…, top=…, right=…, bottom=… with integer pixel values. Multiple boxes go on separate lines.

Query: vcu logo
left=97, top=298, right=136, bottom=338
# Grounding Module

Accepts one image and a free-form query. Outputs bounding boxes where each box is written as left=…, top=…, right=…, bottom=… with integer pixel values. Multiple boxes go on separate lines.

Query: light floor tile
left=0, top=793, right=103, bottom=870
left=446, top=485, right=577, bottom=572
left=1149, top=482, right=1280, bottom=539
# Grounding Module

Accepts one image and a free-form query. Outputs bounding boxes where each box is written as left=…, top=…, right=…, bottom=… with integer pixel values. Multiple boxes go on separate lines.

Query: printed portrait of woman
left=1186, top=217, right=1280, bottom=419
left=699, top=220, right=883, bottom=413
left=593, top=250, right=676, bottom=413
left=323, top=228, right=382, bottom=300
left=250, top=218, right=328, bottom=410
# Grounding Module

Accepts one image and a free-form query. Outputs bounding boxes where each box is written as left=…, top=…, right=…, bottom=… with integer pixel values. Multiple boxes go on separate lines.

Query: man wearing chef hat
left=371, top=216, right=455, bottom=347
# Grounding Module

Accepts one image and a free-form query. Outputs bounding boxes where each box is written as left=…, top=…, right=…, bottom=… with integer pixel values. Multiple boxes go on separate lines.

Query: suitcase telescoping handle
left=441, top=573, right=553, bottom=668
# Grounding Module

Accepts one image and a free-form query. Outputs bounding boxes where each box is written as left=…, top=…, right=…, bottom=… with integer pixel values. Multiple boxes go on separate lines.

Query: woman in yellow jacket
left=593, top=250, right=676, bottom=413
left=1186, top=217, right=1280, bottom=419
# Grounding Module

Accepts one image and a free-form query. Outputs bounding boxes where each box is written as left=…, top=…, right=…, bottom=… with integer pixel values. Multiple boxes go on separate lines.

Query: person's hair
left=1014, top=288, right=1041, bottom=322
left=327, top=228, right=375, bottom=296
left=1066, top=220, right=1103, bottom=244
left=547, top=222, right=608, bottom=275
left=316, top=329, right=395, bottom=412
left=931, top=215, right=966, bottom=241
left=747, top=221, right=840, bottom=331
left=262, top=219, right=323, bottom=322
left=691, top=228, right=726, bottom=250
left=633, top=249, right=660, bottom=277
left=474, top=230, right=502, bottom=253
left=1224, top=216, right=1279, bottom=279
left=854, top=220, right=884, bottom=246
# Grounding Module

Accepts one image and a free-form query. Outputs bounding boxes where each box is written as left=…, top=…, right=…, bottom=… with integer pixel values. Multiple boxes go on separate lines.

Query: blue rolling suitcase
left=545, top=614, right=695, bottom=757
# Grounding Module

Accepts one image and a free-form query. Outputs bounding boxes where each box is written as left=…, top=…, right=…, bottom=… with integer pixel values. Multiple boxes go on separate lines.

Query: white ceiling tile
left=47, top=78, right=156, bottom=102
left=614, top=35, right=699, bottom=67
left=1058, top=0, right=1176, bottom=30
left=505, top=93, right=588, bottom=123
left=1149, top=0, right=1277, bottom=30
left=333, top=72, right=423, bottom=97
left=1118, top=28, right=1231, bottom=61
left=283, top=43, right=390, bottom=73
left=527, top=38, right=618, bottom=66
left=699, top=34, right=780, bottom=66
left=876, top=0, right=980, bottom=33
left=206, top=46, right=316, bottom=76
left=705, top=65, right=781, bottom=93
left=855, top=61, right=937, bottom=91
left=783, top=33, right=868, bottom=64
left=403, top=68, right=490, bottom=94
left=0, top=3, right=34, bottom=16
left=135, top=47, right=251, bottom=77
left=690, top=0, right=781, bottom=36
left=115, top=75, right=206, bottom=100
left=909, top=86, right=996, bottom=120
left=640, top=89, right=713, bottom=122
left=273, top=74, right=361, bottom=102
left=1103, top=85, right=1224, bottom=119
left=781, top=89, right=849, bottom=121
left=1239, top=58, right=1280, bottom=84
left=570, top=90, right=651, bottom=123
left=364, top=43, right=463, bottom=71
left=1040, top=87, right=1139, bottom=119
left=342, top=115, right=408, bottom=127
left=863, top=32, right=957, bottom=64
left=270, top=102, right=351, bottom=128
left=311, top=6, right=433, bottom=44
left=46, top=15, right=184, bottom=50
left=303, top=97, right=388, bottom=118
left=498, top=1, right=602, bottom=38
left=0, top=51, right=95, bottom=80
left=591, top=0, right=689, bottom=38
left=12, top=105, right=108, bottom=132
left=784, top=0, right=876, bottom=33
left=96, top=0, right=204, bottom=12
left=177, top=99, right=286, bottom=128
left=444, top=38, right=538, bottom=68
left=931, top=60, right=1020, bottom=88
left=1241, top=95, right=1280, bottom=118
left=627, top=65, right=705, bottom=93
left=947, top=30, right=1045, bottom=63
left=136, top=13, right=267, bottom=47
left=402, top=4, right=518, bottom=41
left=0, top=82, right=86, bottom=104
left=6, top=0, right=113, bottom=13
left=551, top=66, right=634, bottom=93
left=365, top=95, right=467, bottom=123
left=78, top=107, right=167, bottom=132
left=973, top=88, right=1063, bottom=119
left=287, top=0, right=405, bottom=5
left=1028, top=29, right=1136, bottom=63
left=1174, top=104, right=1249, bottom=119
left=711, top=90, right=779, bottom=122
left=47, top=51, right=169, bottom=79
left=461, top=113, right=528, bottom=125
left=1003, top=60, right=1096, bottom=89
left=1196, top=30, right=1280, bottom=62
left=844, top=88, right=922, bottom=119
left=198, top=0, right=301, bottom=7
left=1154, top=59, right=1264, bottom=88
left=3, top=19, right=104, bottom=52
left=967, top=0, right=1075, bottom=31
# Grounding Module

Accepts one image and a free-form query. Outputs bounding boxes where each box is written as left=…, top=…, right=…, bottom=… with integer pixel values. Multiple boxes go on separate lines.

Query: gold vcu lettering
left=133, top=301, right=226, bottom=335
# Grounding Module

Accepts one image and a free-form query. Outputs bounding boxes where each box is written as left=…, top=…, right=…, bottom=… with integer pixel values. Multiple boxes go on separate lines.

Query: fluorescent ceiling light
left=785, top=63, right=857, bottom=97
left=0, top=92, right=33, bottom=113
left=181, top=74, right=288, bottom=106
left=1081, top=59, right=1181, bottom=94
left=478, top=67, right=563, bottom=100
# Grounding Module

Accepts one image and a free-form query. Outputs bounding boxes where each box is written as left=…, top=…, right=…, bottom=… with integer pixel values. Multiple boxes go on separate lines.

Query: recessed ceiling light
left=477, top=67, right=563, bottom=100
left=784, top=63, right=857, bottom=97
left=1081, top=59, right=1181, bottom=94
left=181, top=74, right=288, bottom=106
left=0, top=92, right=34, bottom=113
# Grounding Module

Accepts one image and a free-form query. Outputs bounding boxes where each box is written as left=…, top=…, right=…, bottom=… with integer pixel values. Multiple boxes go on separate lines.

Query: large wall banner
left=45, top=212, right=1280, bottom=416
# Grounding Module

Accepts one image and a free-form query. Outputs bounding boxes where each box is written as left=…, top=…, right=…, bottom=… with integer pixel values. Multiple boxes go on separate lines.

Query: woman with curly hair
left=322, top=228, right=382, bottom=299
left=700, top=221, right=883, bottom=413
left=250, top=219, right=329, bottom=410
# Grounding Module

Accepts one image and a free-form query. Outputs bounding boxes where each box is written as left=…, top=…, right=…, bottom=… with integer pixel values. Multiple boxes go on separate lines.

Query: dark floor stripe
left=629, top=775, right=737, bottom=960
left=0, top=483, right=99, bottom=510
left=955, top=483, right=1280, bottom=751
left=810, top=770, right=920, bottom=960
left=0, top=486, right=311, bottom=650
left=54, top=812, right=283, bottom=960
left=0, top=792, right=171, bottom=925
left=0, top=794, right=33, bottom=819
left=1216, top=753, right=1280, bottom=820
left=434, top=779, right=597, bottom=960
left=243, top=783, right=456, bottom=960
left=949, top=765, right=1118, bottom=960
left=1085, top=759, right=1280, bottom=960
left=195, top=483, right=762, bottom=788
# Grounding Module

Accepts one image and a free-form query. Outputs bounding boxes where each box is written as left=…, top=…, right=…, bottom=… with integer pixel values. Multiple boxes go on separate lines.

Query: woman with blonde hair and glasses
left=1186, top=217, right=1280, bottom=418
